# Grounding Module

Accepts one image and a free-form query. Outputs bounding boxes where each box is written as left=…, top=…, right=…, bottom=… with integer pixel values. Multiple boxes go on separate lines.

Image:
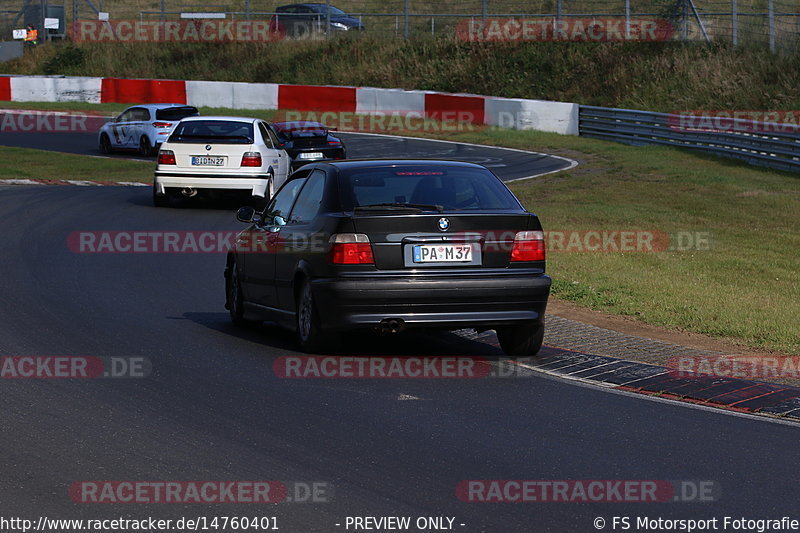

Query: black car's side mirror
left=236, top=206, right=259, bottom=224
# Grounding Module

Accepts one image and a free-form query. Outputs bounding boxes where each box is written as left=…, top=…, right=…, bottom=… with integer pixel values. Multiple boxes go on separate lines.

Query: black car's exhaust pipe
left=181, top=187, right=198, bottom=197
left=378, top=318, right=406, bottom=334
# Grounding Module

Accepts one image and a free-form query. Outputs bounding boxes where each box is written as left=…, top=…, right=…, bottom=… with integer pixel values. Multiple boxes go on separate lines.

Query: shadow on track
left=183, top=311, right=504, bottom=358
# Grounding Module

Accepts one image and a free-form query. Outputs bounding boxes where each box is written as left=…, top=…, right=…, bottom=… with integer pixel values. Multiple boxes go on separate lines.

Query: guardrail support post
left=556, top=0, right=562, bottom=28
left=326, top=0, right=331, bottom=38
left=403, top=0, right=409, bottom=39
left=682, top=0, right=689, bottom=41
left=731, top=0, right=738, bottom=46
left=625, top=0, right=631, bottom=39
left=768, top=0, right=775, bottom=52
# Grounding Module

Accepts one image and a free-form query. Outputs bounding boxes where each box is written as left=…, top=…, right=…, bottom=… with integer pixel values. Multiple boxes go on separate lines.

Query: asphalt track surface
left=0, top=129, right=572, bottom=181
left=0, top=133, right=797, bottom=532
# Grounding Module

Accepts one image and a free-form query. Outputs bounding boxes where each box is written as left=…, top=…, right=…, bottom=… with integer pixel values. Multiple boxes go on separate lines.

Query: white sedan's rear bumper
left=154, top=174, right=270, bottom=198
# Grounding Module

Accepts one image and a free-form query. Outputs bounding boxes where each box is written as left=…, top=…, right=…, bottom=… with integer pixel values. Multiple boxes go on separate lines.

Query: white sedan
left=98, top=103, right=199, bottom=157
left=153, top=116, right=292, bottom=207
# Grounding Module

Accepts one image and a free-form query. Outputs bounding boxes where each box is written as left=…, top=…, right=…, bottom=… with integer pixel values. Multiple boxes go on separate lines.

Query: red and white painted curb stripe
left=1, top=179, right=149, bottom=187
left=0, top=75, right=579, bottom=135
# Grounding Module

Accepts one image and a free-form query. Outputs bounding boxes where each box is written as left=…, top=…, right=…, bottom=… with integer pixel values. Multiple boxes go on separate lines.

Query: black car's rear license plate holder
left=403, top=243, right=481, bottom=267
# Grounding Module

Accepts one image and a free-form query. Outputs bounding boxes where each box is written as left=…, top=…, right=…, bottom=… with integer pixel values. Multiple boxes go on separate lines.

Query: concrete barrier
left=186, top=80, right=279, bottom=110
left=425, top=92, right=486, bottom=124
left=101, top=78, right=186, bottom=104
left=485, top=97, right=579, bottom=135
left=0, top=77, right=11, bottom=101
left=10, top=76, right=103, bottom=103
left=278, top=84, right=357, bottom=112
left=355, top=87, right=426, bottom=115
left=0, top=74, right=580, bottom=135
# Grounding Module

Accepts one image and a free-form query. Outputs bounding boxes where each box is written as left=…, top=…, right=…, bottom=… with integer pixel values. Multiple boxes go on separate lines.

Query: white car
left=153, top=116, right=292, bottom=207
left=98, top=103, right=199, bottom=157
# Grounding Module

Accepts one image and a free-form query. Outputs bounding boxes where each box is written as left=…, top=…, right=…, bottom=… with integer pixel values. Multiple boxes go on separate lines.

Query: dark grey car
left=270, top=3, right=365, bottom=38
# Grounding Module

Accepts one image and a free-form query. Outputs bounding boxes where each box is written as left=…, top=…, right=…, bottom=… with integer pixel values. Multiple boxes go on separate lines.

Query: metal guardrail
left=579, top=105, right=800, bottom=173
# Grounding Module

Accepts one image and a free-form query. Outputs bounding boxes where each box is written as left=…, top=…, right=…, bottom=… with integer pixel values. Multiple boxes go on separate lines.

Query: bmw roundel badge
left=205, top=145, right=212, bottom=151
left=438, top=217, right=450, bottom=231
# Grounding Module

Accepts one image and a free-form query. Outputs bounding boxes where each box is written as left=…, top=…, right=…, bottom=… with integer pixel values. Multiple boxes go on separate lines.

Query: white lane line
left=1, top=179, right=150, bottom=187
left=3, top=179, right=41, bottom=185
left=340, top=130, right=580, bottom=182
left=64, top=180, right=102, bottom=186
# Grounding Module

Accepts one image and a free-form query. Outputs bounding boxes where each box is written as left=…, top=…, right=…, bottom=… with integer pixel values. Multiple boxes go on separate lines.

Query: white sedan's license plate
left=298, top=152, right=323, bottom=160
left=413, top=244, right=472, bottom=263
left=191, top=156, right=225, bottom=166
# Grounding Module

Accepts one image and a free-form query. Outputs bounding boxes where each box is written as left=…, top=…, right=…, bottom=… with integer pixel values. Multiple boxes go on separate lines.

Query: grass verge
left=0, top=145, right=151, bottom=182
left=0, top=102, right=797, bottom=354
left=6, top=38, right=800, bottom=112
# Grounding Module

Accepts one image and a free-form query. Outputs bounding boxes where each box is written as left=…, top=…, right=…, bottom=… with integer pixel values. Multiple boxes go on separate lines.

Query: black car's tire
left=139, top=136, right=153, bottom=157
left=296, top=279, right=337, bottom=353
left=496, top=322, right=544, bottom=356
left=99, top=133, right=113, bottom=154
left=225, top=258, right=259, bottom=327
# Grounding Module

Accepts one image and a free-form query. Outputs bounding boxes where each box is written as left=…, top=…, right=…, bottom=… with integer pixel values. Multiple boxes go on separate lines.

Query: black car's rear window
left=156, top=106, right=199, bottom=121
left=339, top=166, right=523, bottom=212
left=273, top=122, right=328, bottom=140
left=169, top=120, right=254, bottom=144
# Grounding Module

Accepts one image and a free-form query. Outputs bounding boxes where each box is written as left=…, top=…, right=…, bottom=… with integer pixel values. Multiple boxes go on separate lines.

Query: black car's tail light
left=329, top=234, right=374, bottom=265
left=510, top=231, right=546, bottom=262
left=157, top=149, right=176, bottom=165
left=241, top=152, right=262, bottom=167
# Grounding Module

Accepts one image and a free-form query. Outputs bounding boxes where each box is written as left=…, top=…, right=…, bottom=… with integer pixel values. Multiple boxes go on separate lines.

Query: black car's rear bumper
left=311, top=269, right=550, bottom=331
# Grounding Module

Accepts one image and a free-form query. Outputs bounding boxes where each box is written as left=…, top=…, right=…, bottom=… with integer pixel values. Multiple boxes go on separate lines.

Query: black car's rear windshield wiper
left=354, top=203, right=444, bottom=212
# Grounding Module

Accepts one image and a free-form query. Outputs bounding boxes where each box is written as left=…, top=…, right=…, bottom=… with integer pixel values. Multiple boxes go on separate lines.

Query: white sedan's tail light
left=157, top=150, right=176, bottom=165
left=241, top=152, right=262, bottom=167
